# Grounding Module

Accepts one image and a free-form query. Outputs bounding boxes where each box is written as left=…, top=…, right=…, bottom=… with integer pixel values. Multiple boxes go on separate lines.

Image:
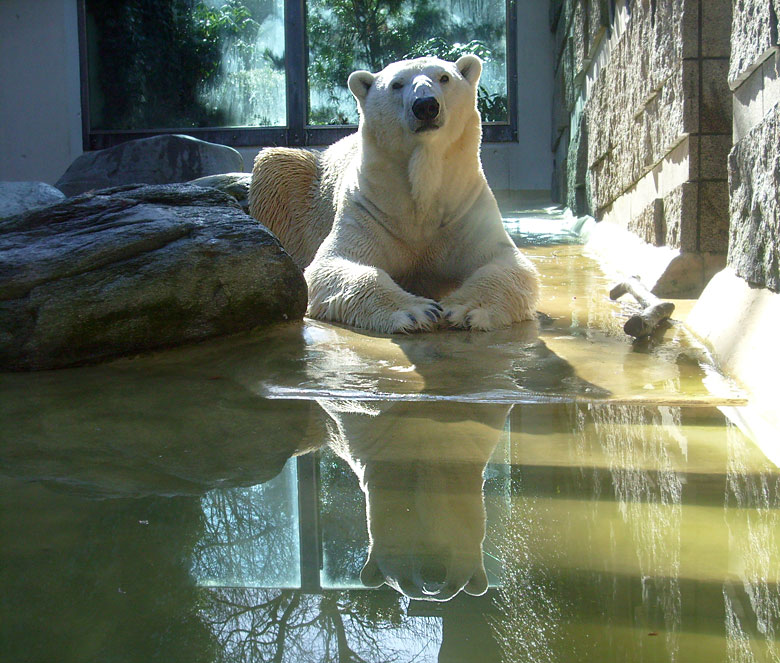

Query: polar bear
left=249, top=55, right=539, bottom=333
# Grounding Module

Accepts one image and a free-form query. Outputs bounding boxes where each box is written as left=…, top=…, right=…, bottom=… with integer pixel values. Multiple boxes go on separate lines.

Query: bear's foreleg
left=441, top=248, right=539, bottom=330
left=305, top=257, right=443, bottom=333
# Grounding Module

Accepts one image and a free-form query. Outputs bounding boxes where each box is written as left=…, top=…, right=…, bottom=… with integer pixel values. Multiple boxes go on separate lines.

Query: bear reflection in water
left=309, top=323, right=609, bottom=601
left=321, top=399, right=509, bottom=601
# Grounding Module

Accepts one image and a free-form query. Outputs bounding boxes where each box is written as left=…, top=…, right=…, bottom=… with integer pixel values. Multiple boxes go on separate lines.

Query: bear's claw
left=388, top=300, right=443, bottom=333
left=442, top=304, right=497, bottom=330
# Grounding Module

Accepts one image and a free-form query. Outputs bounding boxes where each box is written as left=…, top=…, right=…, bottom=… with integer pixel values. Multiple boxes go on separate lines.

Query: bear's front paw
left=387, top=299, right=443, bottom=334
left=442, top=304, right=508, bottom=331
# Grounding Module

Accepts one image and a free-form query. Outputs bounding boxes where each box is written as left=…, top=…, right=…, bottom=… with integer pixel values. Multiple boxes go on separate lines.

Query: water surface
left=2, top=216, right=777, bottom=663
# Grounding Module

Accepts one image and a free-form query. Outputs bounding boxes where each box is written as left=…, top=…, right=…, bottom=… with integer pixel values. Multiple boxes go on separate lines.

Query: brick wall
left=551, top=0, right=732, bottom=262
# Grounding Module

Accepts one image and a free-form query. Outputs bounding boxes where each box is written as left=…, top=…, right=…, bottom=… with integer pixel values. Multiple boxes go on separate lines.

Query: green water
left=1, top=219, right=778, bottom=662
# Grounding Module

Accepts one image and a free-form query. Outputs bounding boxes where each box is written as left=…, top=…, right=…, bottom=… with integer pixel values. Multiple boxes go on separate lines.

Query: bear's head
left=347, top=55, right=482, bottom=150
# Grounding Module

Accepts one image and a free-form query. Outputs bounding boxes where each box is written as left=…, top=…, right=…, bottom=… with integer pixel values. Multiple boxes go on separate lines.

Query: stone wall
left=728, top=0, right=780, bottom=292
left=551, top=0, right=733, bottom=293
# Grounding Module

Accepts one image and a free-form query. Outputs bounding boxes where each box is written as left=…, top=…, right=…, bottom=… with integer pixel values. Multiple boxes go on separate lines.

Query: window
left=79, top=0, right=517, bottom=150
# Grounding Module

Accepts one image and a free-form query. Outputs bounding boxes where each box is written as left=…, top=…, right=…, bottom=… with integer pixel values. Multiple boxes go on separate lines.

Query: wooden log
left=610, top=276, right=676, bottom=338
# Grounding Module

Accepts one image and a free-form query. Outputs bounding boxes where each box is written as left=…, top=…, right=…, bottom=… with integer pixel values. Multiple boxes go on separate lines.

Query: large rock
left=189, top=172, right=251, bottom=212
left=55, top=134, right=244, bottom=197
left=0, top=183, right=307, bottom=370
left=0, top=181, right=65, bottom=220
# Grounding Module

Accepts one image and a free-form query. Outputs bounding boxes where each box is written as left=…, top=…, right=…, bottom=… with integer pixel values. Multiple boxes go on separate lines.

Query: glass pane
left=192, top=457, right=301, bottom=588
left=306, top=0, right=509, bottom=125
left=86, top=0, right=286, bottom=130
left=318, top=402, right=512, bottom=592
left=318, top=446, right=370, bottom=588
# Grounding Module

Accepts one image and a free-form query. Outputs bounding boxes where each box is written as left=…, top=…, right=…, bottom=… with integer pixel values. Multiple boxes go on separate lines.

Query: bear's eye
left=391, top=80, right=404, bottom=90
left=440, top=74, right=450, bottom=83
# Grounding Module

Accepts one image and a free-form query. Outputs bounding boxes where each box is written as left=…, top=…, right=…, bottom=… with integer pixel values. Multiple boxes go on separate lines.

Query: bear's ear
left=348, top=70, right=376, bottom=102
left=360, top=556, right=386, bottom=588
left=456, top=54, right=483, bottom=86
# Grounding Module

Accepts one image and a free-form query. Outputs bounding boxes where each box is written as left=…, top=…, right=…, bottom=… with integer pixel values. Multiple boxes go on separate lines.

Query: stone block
left=698, top=180, right=730, bottom=253
left=701, top=58, right=733, bottom=133
left=571, top=0, right=588, bottom=80
left=681, top=0, right=700, bottom=60
left=0, top=184, right=306, bottom=370
left=560, top=39, right=581, bottom=111
left=552, top=127, right=570, bottom=204
left=586, top=0, right=609, bottom=56
left=55, top=134, right=244, bottom=198
left=701, top=0, right=733, bottom=58
left=699, top=134, right=731, bottom=180
left=662, top=182, right=699, bottom=252
left=567, top=114, right=590, bottom=214
left=582, top=0, right=703, bottom=211
left=640, top=63, right=695, bottom=171
left=733, top=50, right=780, bottom=142
left=728, top=104, right=780, bottom=291
left=729, top=0, right=778, bottom=86
left=733, top=62, right=766, bottom=141
left=628, top=197, right=664, bottom=246
left=0, top=182, right=64, bottom=220
left=764, top=50, right=780, bottom=111
left=188, top=172, right=252, bottom=212
left=681, top=58, right=701, bottom=134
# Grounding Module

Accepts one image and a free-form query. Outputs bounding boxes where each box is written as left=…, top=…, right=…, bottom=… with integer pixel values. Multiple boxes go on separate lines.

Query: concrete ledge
left=583, top=219, right=725, bottom=297
left=687, top=267, right=780, bottom=395
left=733, top=49, right=780, bottom=142
left=686, top=267, right=780, bottom=465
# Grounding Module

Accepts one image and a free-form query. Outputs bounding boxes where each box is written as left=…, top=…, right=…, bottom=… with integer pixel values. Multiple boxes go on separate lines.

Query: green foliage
left=403, top=37, right=493, bottom=61
left=307, top=0, right=450, bottom=120
left=477, top=85, right=508, bottom=122
left=307, top=0, right=509, bottom=124
left=192, top=0, right=261, bottom=80
left=87, top=0, right=509, bottom=130
left=87, top=0, right=262, bottom=129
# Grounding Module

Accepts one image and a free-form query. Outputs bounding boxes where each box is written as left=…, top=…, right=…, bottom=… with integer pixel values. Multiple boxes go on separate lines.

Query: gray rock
left=728, top=104, right=780, bottom=292
left=189, top=172, right=252, bottom=212
left=55, top=134, right=244, bottom=197
left=0, top=183, right=307, bottom=370
left=0, top=182, right=65, bottom=220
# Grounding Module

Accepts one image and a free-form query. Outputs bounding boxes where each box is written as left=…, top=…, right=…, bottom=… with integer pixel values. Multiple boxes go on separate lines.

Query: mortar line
left=696, top=0, right=703, bottom=253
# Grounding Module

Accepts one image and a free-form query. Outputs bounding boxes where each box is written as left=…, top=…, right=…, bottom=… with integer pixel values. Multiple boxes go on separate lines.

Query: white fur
left=251, top=56, right=540, bottom=333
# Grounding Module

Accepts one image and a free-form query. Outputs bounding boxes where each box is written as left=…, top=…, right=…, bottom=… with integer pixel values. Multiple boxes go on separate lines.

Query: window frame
left=77, top=0, right=518, bottom=151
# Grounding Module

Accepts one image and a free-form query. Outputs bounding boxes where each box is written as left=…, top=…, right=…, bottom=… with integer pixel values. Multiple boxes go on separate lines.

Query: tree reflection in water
left=201, top=587, right=440, bottom=663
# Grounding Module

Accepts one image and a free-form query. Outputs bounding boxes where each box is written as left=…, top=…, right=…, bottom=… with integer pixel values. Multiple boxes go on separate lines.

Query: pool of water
left=1, top=214, right=778, bottom=663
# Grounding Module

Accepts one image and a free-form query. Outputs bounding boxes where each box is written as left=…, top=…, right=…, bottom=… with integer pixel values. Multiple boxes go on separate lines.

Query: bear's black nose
left=412, top=96, right=440, bottom=121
